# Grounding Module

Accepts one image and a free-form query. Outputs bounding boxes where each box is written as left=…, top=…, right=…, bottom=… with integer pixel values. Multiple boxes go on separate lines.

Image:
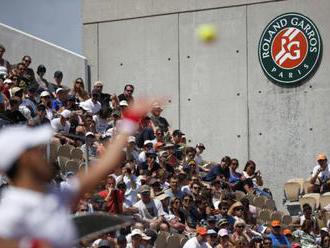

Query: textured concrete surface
left=82, top=0, right=330, bottom=208
left=0, top=23, right=86, bottom=87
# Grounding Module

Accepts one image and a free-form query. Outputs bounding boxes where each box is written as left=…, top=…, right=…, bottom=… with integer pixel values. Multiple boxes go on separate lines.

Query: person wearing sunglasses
left=231, top=220, right=251, bottom=245
left=118, top=84, right=134, bottom=104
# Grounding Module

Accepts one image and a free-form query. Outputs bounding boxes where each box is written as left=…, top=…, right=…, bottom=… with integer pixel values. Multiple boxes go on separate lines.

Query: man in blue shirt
left=268, top=220, right=291, bottom=247
left=52, top=88, right=67, bottom=111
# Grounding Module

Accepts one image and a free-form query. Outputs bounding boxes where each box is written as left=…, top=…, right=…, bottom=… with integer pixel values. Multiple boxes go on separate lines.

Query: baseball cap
left=3, top=79, right=12, bottom=84
left=141, top=233, right=151, bottom=240
left=271, top=220, right=281, bottom=227
left=11, top=87, right=23, bottom=96
left=131, top=229, right=143, bottom=237
left=85, top=132, right=95, bottom=137
left=40, top=91, right=50, bottom=97
left=56, top=88, right=65, bottom=94
left=217, top=218, right=229, bottom=227
left=144, top=140, right=153, bottom=146
left=207, top=229, right=217, bottom=235
left=139, top=185, right=151, bottom=193
left=94, top=81, right=103, bottom=87
left=149, top=178, right=159, bottom=186
left=92, top=239, right=110, bottom=248
left=207, top=215, right=218, bottom=222
left=0, top=125, right=53, bottom=172
left=196, top=227, right=208, bottom=236
left=60, top=109, right=71, bottom=119
left=317, top=153, right=327, bottom=161
left=152, top=102, right=163, bottom=110
left=172, top=129, right=184, bottom=136
left=128, top=136, right=136, bottom=143
left=218, top=228, right=229, bottom=237
left=119, top=100, right=128, bottom=107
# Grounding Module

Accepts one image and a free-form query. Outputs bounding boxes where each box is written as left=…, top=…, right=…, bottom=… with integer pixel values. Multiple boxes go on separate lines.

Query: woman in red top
left=98, top=176, right=124, bottom=214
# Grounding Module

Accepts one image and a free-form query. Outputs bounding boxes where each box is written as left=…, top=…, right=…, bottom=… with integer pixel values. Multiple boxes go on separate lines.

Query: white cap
left=3, top=79, right=13, bottom=84
left=321, top=227, right=329, bottom=232
left=56, top=88, right=65, bottom=94
left=207, top=229, right=217, bottom=235
left=144, top=140, right=153, bottom=146
left=142, top=233, right=151, bottom=240
left=60, top=109, right=71, bottom=119
left=131, top=229, right=143, bottom=237
left=218, top=228, right=228, bottom=237
left=119, top=100, right=128, bottom=107
left=40, top=91, right=50, bottom=97
left=85, top=132, right=95, bottom=137
left=0, top=125, right=53, bottom=172
left=128, top=136, right=136, bottom=143
left=94, top=81, right=103, bottom=86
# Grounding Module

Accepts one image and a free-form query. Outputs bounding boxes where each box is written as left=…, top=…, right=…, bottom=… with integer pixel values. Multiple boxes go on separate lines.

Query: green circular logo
left=258, top=13, right=322, bottom=86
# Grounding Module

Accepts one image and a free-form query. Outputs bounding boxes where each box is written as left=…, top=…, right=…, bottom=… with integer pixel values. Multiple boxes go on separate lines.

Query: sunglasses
left=236, top=225, right=245, bottom=228
left=24, top=59, right=31, bottom=63
left=183, top=198, right=190, bottom=202
left=126, top=89, right=133, bottom=93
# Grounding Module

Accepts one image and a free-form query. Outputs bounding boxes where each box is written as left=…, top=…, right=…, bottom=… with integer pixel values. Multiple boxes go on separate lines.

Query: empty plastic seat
left=299, top=193, right=320, bottom=211
left=303, top=180, right=313, bottom=194
left=57, top=156, right=69, bottom=172
left=258, top=209, right=272, bottom=222
left=65, top=160, right=80, bottom=174
left=271, top=211, right=284, bottom=221
left=253, top=196, right=267, bottom=209
left=320, top=194, right=330, bottom=209
left=288, top=178, right=304, bottom=193
left=234, top=191, right=246, bottom=201
left=265, top=199, right=276, bottom=210
left=282, top=215, right=292, bottom=225
left=167, top=234, right=184, bottom=248
left=284, top=182, right=301, bottom=202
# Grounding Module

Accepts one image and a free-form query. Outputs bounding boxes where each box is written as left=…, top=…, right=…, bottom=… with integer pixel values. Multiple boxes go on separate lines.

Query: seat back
left=167, top=234, right=184, bottom=248
left=253, top=196, right=267, bottom=208
left=284, top=182, right=301, bottom=202
left=319, top=194, right=330, bottom=209
left=300, top=197, right=317, bottom=211
left=58, top=144, right=73, bottom=158
left=58, top=156, right=70, bottom=172
left=155, top=231, right=169, bottom=248
left=65, top=160, right=80, bottom=174
left=71, top=148, right=83, bottom=161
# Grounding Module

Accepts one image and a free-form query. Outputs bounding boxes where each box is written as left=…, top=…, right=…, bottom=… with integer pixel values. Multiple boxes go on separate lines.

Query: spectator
left=217, top=201, right=236, bottom=227
left=293, top=219, right=318, bottom=247
left=183, top=226, right=208, bottom=248
left=242, top=160, right=263, bottom=187
left=81, top=132, right=98, bottom=161
left=228, top=158, right=242, bottom=187
left=150, top=102, right=170, bottom=133
left=52, top=88, right=68, bottom=111
left=21, top=55, right=36, bottom=84
left=33, top=104, right=50, bottom=126
left=165, top=176, right=184, bottom=199
left=93, top=108, right=110, bottom=134
left=93, top=81, right=111, bottom=111
left=35, top=64, right=50, bottom=90
left=98, top=176, right=124, bottom=214
left=195, top=143, right=206, bottom=166
left=71, top=77, right=89, bottom=102
left=138, top=152, right=160, bottom=176
left=203, top=156, right=231, bottom=182
left=230, top=220, right=251, bottom=245
left=133, top=185, right=165, bottom=228
left=118, top=84, right=134, bottom=104
left=79, top=89, right=102, bottom=115
left=136, top=116, right=155, bottom=148
left=51, top=109, right=71, bottom=133
left=0, top=97, right=26, bottom=124
left=2, top=78, right=14, bottom=99
left=262, top=237, right=273, bottom=248
left=217, top=228, right=234, bottom=248
left=0, top=44, right=10, bottom=73
left=50, top=70, right=66, bottom=94
left=268, top=220, right=291, bottom=247
left=310, top=153, right=330, bottom=193
left=40, top=91, right=54, bottom=120
left=172, top=129, right=184, bottom=160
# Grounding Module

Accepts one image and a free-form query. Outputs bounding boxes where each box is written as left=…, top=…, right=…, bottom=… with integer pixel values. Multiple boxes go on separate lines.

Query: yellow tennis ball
left=197, top=24, right=217, bottom=43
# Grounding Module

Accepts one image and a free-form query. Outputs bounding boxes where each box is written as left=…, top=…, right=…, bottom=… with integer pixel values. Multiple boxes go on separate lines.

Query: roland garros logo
left=259, top=13, right=322, bottom=85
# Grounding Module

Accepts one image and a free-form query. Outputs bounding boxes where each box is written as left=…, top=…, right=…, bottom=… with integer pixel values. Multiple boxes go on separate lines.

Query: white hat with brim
left=40, top=91, right=51, bottom=97
left=131, top=229, right=143, bottom=237
left=119, top=100, right=128, bottom=107
left=0, top=125, right=53, bottom=172
left=3, top=79, right=13, bottom=84
left=60, top=109, right=71, bottom=119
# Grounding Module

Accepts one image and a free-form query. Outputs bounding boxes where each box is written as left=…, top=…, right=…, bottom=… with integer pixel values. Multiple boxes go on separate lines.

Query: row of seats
left=154, top=231, right=187, bottom=248
left=58, top=156, right=86, bottom=174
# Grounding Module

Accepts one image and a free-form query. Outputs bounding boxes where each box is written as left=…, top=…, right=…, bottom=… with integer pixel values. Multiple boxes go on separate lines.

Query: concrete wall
left=82, top=0, right=330, bottom=207
left=0, top=23, right=87, bottom=87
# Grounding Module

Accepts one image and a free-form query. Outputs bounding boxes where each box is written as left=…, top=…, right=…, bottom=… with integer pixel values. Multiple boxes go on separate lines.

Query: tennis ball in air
left=197, top=24, right=217, bottom=43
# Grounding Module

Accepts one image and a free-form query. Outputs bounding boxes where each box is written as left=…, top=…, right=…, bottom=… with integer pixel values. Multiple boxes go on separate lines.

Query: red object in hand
left=122, top=110, right=142, bottom=123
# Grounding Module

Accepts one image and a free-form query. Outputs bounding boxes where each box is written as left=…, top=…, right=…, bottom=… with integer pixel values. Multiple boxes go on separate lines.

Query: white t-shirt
left=0, top=183, right=79, bottom=248
left=51, top=118, right=71, bottom=133
left=80, top=99, right=101, bottom=115
left=134, top=199, right=165, bottom=220
left=312, top=164, right=330, bottom=185
left=183, top=237, right=208, bottom=248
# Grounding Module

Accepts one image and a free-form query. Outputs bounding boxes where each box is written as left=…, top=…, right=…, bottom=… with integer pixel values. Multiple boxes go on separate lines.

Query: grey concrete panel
left=82, top=24, right=98, bottom=84
left=98, top=14, right=179, bottom=128
left=179, top=7, right=248, bottom=162
left=0, top=23, right=86, bottom=87
left=82, top=0, right=275, bottom=24
left=247, top=0, right=330, bottom=206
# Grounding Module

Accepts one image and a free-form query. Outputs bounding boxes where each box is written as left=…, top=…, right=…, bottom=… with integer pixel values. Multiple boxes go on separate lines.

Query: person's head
left=220, top=156, right=231, bottom=168
left=217, top=218, right=229, bottom=230
left=170, top=197, right=181, bottom=210
left=301, top=219, right=313, bottom=233
left=91, top=89, right=100, bottom=102
left=59, top=110, right=71, bottom=125
left=16, top=63, right=26, bottom=76
left=317, top=153, right=328, bottom=168
left=54, top=71, right=63, bottom=84
left=74, top=77, right=85, bottom=91
left=218, top=228, right=230, bottom=244
left=228, top=202, right=244, bottom=217
left=196, top=143, right=205, bottom=154
left=12, top=87, right=23, bottom=99
left=182, top=194, right=192, bottom=208
left=37, top=104, right=46, bottom=118
left=130, top=229, right=142, bottom=247
left=191, top=182, right=201, bottom=195
left=206, top=229, right=218, bottom=246
left=250, top=237, right=263, bottom=248
left=230, top=158, right=239, bottom=171
left=170, top=176, right=179, bottom=191
left=9, top=97, right=21, bottom=111
left=40, top=91, right=51, bottom=106
left=146, top=152, right=157, bottom=165
left=124, top=84, right=134, bottom=97
left=196, top=227, right=208, bottom=243
left=207, top=216, right=217, bottom=228
left=22, top=55, right=32, bottom=68
left=244, top=160, right=256, bottom=176
left=143, top=140, right=153, bottom=151
left=271, top=220, right=282, bottom=234
left=185, top=146, right=196, bottom=160
left=218, top=201, right=230, bottom=216
left=322, top=235, right=330, bottom=248
left=37, top=64, right=46, bottom=77
left=262, top=237, right=272, bottom=248
left=149, top=178, right=161, bottom=193
left=56, top=88, right=67, bottom=101
left=0, top=44, right=5, bottom=58
left=116, top=235, right=127, bottom=248
left=283, top=228, right=293, bottom=241
left=93, top=81, right=103, bottom=93
left=234, top=220, right=246, bottom=234
left=106, top=176, right=116, bottom=189
left=303, top=203, right=312, bottom=217
left=27, top=85, right=38, bottom=98
left=1, top=126, right=54, bottom=184
left=154, top=128, right=164, bottom=141
left=139, top=185, right=151, bottom=203
left=151, top=102, right=163, bottom=117
left=172, top=129, right=184, bottom=144
left=235, top=236, right=248, bottom=248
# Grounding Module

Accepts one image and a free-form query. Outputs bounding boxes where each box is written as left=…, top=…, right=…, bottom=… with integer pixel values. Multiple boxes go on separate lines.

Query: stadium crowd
left=1, top=44, right=330, bottom=248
